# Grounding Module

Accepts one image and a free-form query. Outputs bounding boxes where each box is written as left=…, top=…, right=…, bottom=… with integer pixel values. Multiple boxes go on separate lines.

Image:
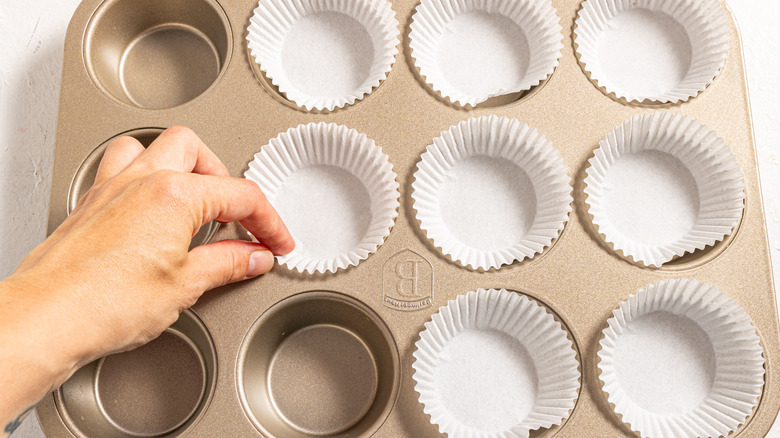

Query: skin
left=0, top=126, right=295, bottom=436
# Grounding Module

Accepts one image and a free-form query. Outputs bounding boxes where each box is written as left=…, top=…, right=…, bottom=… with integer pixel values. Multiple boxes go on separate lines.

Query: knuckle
left=267, top=211, right=283, bottom=235
left=166, top=126, right=202, bottom=167
left=147, top=170, right=189, bottom=205
left=168, top=126, right=199, bottom=151
left=225, top=248, right=246, bottom=284
left=108, top=135, right=139, bottom=150
left=104, top=136, right=144, bottom=161
left=150, top=169, right=181, bottom=188
left=244, top=179, right=266, bottom=199
left=164, top=125, right=194, bottom=139
left=226, top=254, right=241, bottom=284
left=176, top=281, right=200, bottom=310
left=211, top=246, right=249, bottom=286
left=100, top=175, right=126, bottom=193
left=194, top=249, right=240, bottom=289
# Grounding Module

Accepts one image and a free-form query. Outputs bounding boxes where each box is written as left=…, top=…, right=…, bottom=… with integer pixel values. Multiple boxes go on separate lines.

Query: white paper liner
left=247, top=0, right=399, bottom=111
left=412, top=288, right=580, bottom=437
left=584, top=111, right=744, bottom=267
left=409, top=0, right=563, bottom=107
left=244, top=123, right=399, bottom=273
left=412, top=116, right=571, bottom=270
left=598, top=279, right=764, bottom=438
left=574, top=0, right=729, bottom=104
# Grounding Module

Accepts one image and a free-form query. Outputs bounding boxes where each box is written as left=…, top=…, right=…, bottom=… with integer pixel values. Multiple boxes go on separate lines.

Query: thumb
left=186, top=240, right=275, bottom=292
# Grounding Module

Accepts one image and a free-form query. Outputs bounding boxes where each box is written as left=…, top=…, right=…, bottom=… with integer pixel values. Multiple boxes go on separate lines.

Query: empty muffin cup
left=584, top=112, right=745, bottom=267
left=84, top=0, right=231, bottom=109
left=68, top=129, right=218, bottom=249
left=412, top=116, right=571, bottom=270
left=237, top=291, right=400, bottom=437
left=412, top=288, right=580, bottom=437
left=574, top=0, right=729, bottom=104
left=409, top=0, right=563, bottom=107
left=56, top=309, right=216, bottom=438
left=244, top=123, right=400, bottom=273
left=598, top=278, right=764, bottom=438
left=247, top=0, right=400, bottom=111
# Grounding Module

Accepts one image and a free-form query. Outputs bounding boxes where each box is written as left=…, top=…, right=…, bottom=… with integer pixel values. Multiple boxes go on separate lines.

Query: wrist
left=0, top=274, right=96, bottom=387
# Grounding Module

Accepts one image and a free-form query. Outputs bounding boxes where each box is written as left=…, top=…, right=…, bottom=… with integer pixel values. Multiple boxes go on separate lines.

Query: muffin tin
left=39, top=0, right=780, bottom=436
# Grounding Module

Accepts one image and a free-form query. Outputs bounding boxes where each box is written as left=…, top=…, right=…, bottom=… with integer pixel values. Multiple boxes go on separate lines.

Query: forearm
left=0, top=275, right=87, bottom=437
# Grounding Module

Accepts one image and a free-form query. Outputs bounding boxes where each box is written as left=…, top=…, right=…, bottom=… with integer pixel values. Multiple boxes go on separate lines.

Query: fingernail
left=247, top=250, right=274, bottom=277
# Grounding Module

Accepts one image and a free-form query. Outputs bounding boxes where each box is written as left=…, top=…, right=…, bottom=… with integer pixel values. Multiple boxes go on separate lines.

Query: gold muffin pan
left=39, top=0, right=779, bottom=436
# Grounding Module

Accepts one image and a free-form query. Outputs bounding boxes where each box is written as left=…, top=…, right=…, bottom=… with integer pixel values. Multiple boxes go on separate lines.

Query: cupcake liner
left=574, top=0, right=729, bottom=104
left=247, top=0, right=399, bottom=111
left=412, top=288, right=580, bottom=438
left=598, top=279, right=764, bottom=438
left=584, top=111, right=744, bottom=267
left=244, top=123, right=399, bottom=273
left=409, top=0, right=563, bottom=107
left=412, top=116, right=571, bottom=270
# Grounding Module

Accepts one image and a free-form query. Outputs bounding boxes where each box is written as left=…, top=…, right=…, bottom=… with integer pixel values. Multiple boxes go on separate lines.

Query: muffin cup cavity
left=412, top=288, right=580, bottom=437
left=412, top=116, right=571, bottom=270
left=584, top=111, right=745, bottom=267
left=409, top=0, right=562, bottom=107
left=247, top=0, right=400, bottom=111
left=84, top=0, right=232, bottom=109
left=245, top=123, right=400, bottom=274
left=56, top=310, right=217, bottom=438
left=598, top=279, right=765, bottom=438
left=236, top=291, right=400, bottom=437
left=574, top=0, right=729, bottom=104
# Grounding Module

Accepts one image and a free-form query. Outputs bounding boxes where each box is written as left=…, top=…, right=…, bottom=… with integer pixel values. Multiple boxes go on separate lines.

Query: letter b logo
left=395, top=260, right=422, bottom=297
left=383, top=250, right=433, bottom=311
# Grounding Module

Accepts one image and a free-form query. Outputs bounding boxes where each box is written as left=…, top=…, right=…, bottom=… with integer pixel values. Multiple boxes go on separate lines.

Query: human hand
left=0, top=127, right=293, bottom=430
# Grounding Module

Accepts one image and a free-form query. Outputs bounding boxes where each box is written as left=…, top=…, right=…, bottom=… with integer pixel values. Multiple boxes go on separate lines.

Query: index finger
left=178, top=173, right=295, bottom=255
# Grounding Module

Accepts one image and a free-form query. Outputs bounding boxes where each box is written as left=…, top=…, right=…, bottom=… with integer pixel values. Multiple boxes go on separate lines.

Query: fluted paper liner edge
left=409, top=0, right=563, bottom=107
left=584, top=111, right=745, bottom=267
left=412, top=288, right=580, bottom=437
left=412, top=115, right=572, bottom=270
left=598, top=278, right=765, bottom=438
left=244, top=122, right=400, bottom=273
left=574, top=0, right=729, bottom=104
left=247, top=0, right=400, bottom=111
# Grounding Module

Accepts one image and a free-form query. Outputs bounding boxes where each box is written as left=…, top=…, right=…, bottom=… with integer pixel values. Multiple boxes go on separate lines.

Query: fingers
left=129, top=126, right=229, bottom=177
left=185, top=240, right=275, bottom=292
left=168, top=175, right=295, bottom=255
left=93, top=136, right=145, bottom=186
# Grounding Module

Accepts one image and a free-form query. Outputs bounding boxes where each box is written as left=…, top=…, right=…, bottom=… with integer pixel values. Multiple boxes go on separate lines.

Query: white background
left=1, top=0, right=779, bottom=436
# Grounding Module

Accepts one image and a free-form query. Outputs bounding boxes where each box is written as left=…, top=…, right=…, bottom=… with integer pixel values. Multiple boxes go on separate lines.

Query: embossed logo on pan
left=382, top=249, right=433, bottom=311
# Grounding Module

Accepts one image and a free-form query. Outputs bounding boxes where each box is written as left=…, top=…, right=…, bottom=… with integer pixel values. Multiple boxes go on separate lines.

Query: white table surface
left=1, top=0, right=779, bottom=436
